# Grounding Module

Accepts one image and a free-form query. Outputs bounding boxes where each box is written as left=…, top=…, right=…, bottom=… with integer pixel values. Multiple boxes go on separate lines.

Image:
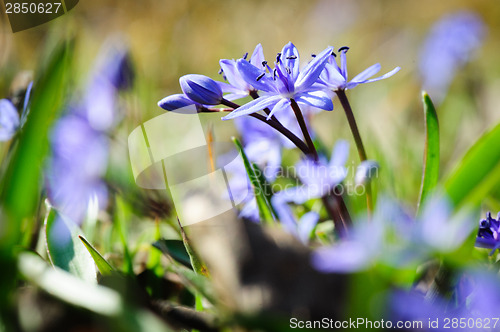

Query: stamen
left=256, top=72, right=265, bottom=81
left=273, top=68, right=277, bottom=80
left=331, top=51, right=337, bottom=57
left=286, top=67, right=291, bottom=75
left=243, top=52, right=249, bottom=60
left=276, top=53, right=282, bottom=63
left=338, top=46, right=350, bottom=53
left=311, top=53, right=316, bottom=58
left=262, top=61, right=268, bottom=67
left=286, top=55, right=297, bottom=59
left=218, top=68, right=224, bottom=75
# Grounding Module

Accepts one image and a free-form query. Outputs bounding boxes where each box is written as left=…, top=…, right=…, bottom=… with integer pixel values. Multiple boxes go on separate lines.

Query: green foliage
left=418, top=91, right=440, bottom=212
left=445, top=121, right=500, bottom=208
left=79, top=235, right=116, bottom=277
left=232, top=137, right=275, bottom=224
left=44, top=206, right=97, bottom=283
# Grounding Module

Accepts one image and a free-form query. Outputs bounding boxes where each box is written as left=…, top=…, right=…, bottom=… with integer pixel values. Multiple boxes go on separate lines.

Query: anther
left=276, top=53, right=282, bottom=63
left=338, top=46, right=350, bottom=53
left=331, top=51, right=337, bottom=57
left=286, top=67, right=291, bottom=75
left=243, top=52, right=248, bottom=60
left=218, top=68, right=224, bottom=75
left=311, top=53, right=316, bottom=58
left=262, top=61, right=268, bottom=67
left=256, top=72, right=265, bottom=81
left=286, top=55, right=297, bottom=59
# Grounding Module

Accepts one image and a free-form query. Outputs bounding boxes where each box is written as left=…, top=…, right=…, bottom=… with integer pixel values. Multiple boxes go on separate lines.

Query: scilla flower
left=222, top=42, right=334, bottom=120
left=318, top=46, right=400, bottom=92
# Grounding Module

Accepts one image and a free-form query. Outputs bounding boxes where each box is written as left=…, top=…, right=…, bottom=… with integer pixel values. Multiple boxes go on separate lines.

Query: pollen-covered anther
left=331, top=51, right=337, bottom=57
left=262, top=61, right=268, bottom=67
left=286, top=55, right=297, bottom=59
left=256, top=72, right=265, bottom=81
left=276, top=53, right=282, bottom=63
left=338, top=46, right=350, bottom=53
left=243, top=52, right=249, bottom=60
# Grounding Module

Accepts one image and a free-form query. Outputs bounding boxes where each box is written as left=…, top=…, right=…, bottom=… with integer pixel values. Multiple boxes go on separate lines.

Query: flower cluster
left=158, top=42, right=399, bottom=120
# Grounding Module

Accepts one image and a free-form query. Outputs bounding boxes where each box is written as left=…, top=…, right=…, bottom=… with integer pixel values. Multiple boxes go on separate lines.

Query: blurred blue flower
left=0, top=99, right=20, bottom=141
left=312, top=194, right=474, bottom=273
left=180, top=74, right=224, bottom=105
left=419, top=11, right=485, bottom=102
left=391, top=270, right=500, bottom=331
left=222, top=42, right=334, bottom=120
left=318, top=46, right=400, bottom=92
left=219, top=44, right=265, bottom=100
left=47, top=44, right=133, bottom=225
left=475, top=212, right=500, bottom=255
left=271, top=140, right=348, bottom=241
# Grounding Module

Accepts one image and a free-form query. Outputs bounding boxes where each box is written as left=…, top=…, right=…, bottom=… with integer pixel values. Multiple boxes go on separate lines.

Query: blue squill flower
left=0, top=99, right=20, bottom=141
left=475, top=212, right=500, bottom=255
left=219, top=44, right=265, bottom=100
left=318, top=46, right=400, bottom=92
left=180, top=74, right=224, bottom=105
left=419, top=11, right=485, bottom=103
left=222, top=42, right=334, bottom=120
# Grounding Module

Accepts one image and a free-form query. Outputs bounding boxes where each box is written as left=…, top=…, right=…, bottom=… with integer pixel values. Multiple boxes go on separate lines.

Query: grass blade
left=417, top=91, right=440, bottom=212
left=79, top=235, right=115, bottom=276
left=232, top=137, right=275, bottom=224
left=445, top=121, right=500, bottom=207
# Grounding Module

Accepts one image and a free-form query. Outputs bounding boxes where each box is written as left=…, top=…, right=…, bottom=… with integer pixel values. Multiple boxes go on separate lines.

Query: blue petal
left=295, top=91, right=333, bottom=111
left=180, top=74, right=223, bottom=105
left=346, top=67, right=400, bottom=90
left=237, top=59, right=275, bottom=92
left=158, top=93, right=198, bottom=112
left=222, top=95, right=281, bottom=120
left=281, top=42, right=300, bottom=81
left=297, top=211, right=319, bottom=244
left=319, top=63, right=346, bottom=90
left=267, top=98, right=290, bottom=119
left=295, top=46, right=334, bottom=91
left=350, top=63, right=381, bottom=83
left=250, top=43, right=265, bottom=68
left=219, top=59, right=250, bottom=91
left=340, top=48, right=348, bottom=79
left=0, top=99, right=20, bottom=141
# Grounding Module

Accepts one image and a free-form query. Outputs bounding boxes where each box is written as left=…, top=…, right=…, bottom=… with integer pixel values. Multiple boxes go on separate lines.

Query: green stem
left=335, top=90, right=373, bottom=215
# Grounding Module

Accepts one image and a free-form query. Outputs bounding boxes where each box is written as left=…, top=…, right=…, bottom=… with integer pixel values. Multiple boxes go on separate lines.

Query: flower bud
left=158, top=93, right=200, bottom=113
left=180, top=74, right=223, bottom=105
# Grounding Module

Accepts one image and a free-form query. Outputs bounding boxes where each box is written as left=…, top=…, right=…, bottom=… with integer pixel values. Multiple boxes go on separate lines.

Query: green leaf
left=44, top=205, right=97, bottom=283
left=177, top=218, right=209, bottom=277
left=0, top=40, right=73, bottom=246
left=417, top=92, right=440, bottom=213
left=79, top=235, right=115, bottom=276
left=445, top=121, right=500, bottom=207
left=232, top=137, right=275, bottom=224
left=152, top=239, right=192, bottom=269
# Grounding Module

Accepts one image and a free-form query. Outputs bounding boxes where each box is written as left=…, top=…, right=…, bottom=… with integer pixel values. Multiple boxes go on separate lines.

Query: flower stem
left=335, top=90, right=373, bottom=215
left=290, top=99, right=319, bottom=161
left=290, top=99, right=351, bottom=236
left=221, top=99, right=310, bottom=156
